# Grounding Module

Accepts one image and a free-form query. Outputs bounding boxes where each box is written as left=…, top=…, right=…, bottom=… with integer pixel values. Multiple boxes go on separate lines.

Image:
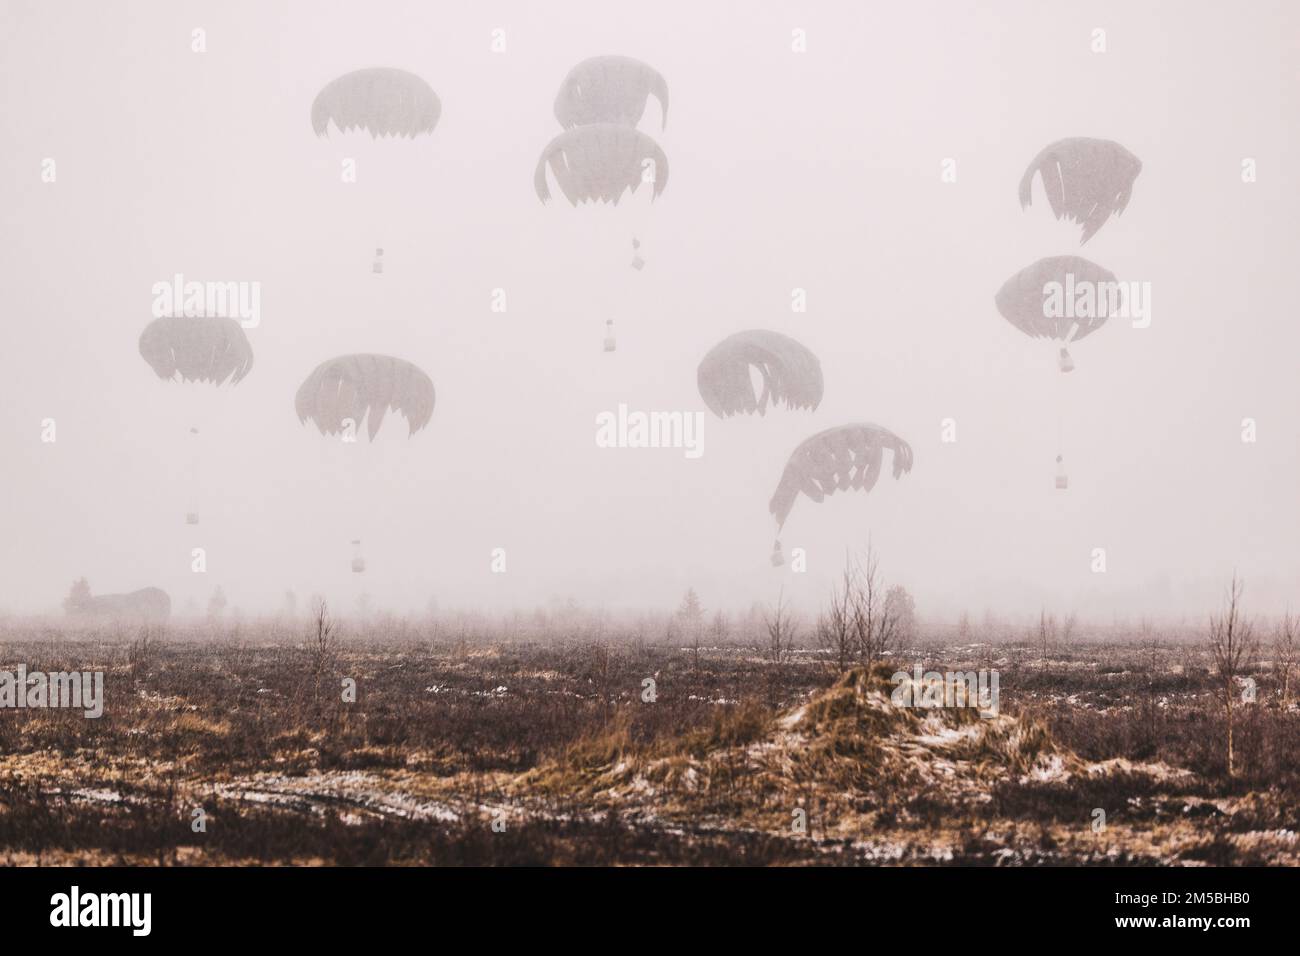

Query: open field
left=0, top=621, right=1296, bottom=865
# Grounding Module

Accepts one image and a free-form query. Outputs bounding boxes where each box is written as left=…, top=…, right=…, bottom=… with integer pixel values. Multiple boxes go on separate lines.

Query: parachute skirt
left=1019, top=137, right=1141, bottom=245
left=139, top=316, right=254, bottom=385
left=534, top=125, right=669, bottom=206
left=311, top=67, right=441, bottom=139
left=697, top=330, right=823, bottom=418
left=768, top=424, right=914, bottom=541
left=295, top=354, right=435, bottom=441
left=553, top=55, right=669, bottom=130
left=994, top=255, right=1118, bottom=352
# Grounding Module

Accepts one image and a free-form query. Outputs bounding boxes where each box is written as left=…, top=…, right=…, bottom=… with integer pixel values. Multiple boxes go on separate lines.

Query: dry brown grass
left=0, top=623, right=1296, bottom=864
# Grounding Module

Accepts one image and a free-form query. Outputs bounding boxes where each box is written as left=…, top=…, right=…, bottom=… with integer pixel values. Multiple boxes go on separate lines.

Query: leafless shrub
left=588, top=641, right=614, bottom=724
left=1036, top=608, right=1057, bottom=664
left=763, top=590, right=797, bottom=664
left=1208, top=573, right=1257, bottom=777
left=853, top=544, right=900, bottom=666
left=128, top=625, right=160, bottom=681
left=816, top=554, right=859, bottom=672
left=710, top=610, right=729, bottom=648
left=676, top=588, right=705, bottom=668
left=816, top=543, right=902, bottom=672
left=309, top=597, right=338, bottom=678
left=884, top=585, right=916, bottom=653
left=1138, top=619, right=1162, bottom=754
left=1274, top=610, right=1295, bottom=704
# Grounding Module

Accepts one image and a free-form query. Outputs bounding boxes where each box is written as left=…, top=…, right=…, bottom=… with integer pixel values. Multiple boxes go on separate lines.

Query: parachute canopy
left=554, top=55, right=669, bottom=130
left=697, top=330, right=823, bottom=418
left=534, top=125, right=669, bottom=205
left=296, top=354, right=435, bottom=441
left=769, top=424, right=913, bottom=532
left=995, top=255, right=1118, bottom=343
left=311, top=68, right=441, bottom=139
left=139, top=316, right=254, bottom=385
left=1019, top=138, right=1141, bottom=245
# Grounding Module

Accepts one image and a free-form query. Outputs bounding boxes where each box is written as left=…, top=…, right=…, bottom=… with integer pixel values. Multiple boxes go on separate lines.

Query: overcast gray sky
left=2, top=0, right=1297, bottom=622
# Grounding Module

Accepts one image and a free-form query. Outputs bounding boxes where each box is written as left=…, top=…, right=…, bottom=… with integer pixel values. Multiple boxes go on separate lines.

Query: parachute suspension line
left=340, top=427, right=364, bottom=573
left=186, top=387, right=217, bottom=525
left=316, top=417, right=359, bottom=574
left=349, top=423, right=362, bottom=572
left=348, top=406, right=379, bottom=577
left=1056, top=365, right=1064, bottom=457
left=186, top=425, right=201, bottom=526
left=1057, top=321, right=1079, bottom=373
left=139, top=311, right=253, bottom=528
left=315, top=422, right=334, bottom=558
left=538, top=58, right=670, bottom=354
left=295, top=355, right=436, bottom=577
left=629, top=187, right=653, bottom=271
left=615, top=192, right=656, bottom=353
left=1055, top=369, right=1069, bottom=491
left=370, top=186, right=386, bottom=273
